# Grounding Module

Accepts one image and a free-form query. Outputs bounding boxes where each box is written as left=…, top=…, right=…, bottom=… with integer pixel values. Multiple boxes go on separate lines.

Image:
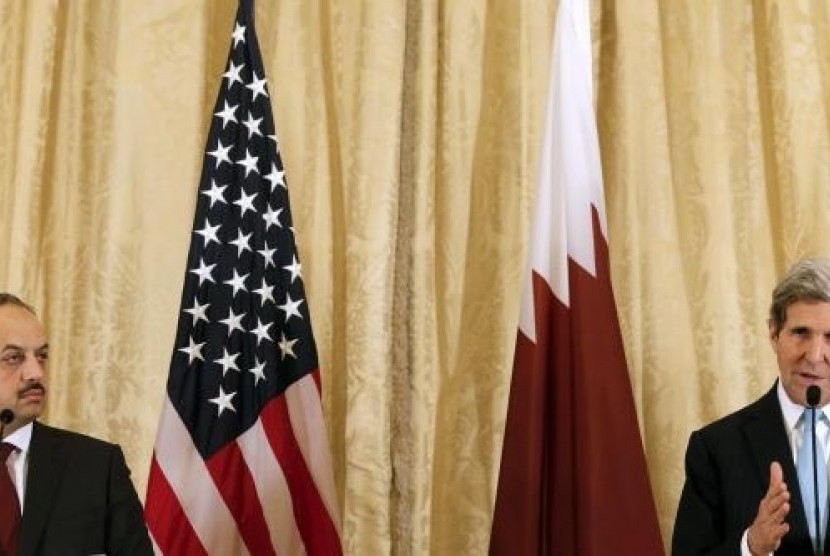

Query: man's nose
left=21, top=356, right=44, bottom=381
left=806, top=337, right=830, bottom=364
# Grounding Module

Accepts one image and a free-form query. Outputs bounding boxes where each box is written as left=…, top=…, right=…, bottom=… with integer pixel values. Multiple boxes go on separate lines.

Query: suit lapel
left=19, top=422, right=67, bottom=555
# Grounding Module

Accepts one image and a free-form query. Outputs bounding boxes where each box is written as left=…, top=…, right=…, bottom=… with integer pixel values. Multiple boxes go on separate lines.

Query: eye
left=1, top=353, right=23, bottom=365
left=792, top=328, right=811, bottom=338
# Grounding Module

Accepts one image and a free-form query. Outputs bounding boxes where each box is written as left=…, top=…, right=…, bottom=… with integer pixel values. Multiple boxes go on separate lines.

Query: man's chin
left=788, top=381, right=830, bottom=406
left=800, top=379, right=830, bottom=397
left=15, top=404, right=45, bottom=422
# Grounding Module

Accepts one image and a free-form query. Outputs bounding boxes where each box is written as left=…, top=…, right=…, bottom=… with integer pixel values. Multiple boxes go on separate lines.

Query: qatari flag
left=489, top=0, right=664, bottom=553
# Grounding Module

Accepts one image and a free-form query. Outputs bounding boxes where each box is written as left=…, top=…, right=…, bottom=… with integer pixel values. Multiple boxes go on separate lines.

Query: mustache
left=19, top=384, right=45, bottom=397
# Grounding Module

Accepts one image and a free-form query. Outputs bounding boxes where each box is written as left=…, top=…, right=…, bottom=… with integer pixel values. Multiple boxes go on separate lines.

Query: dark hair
left=769, top=259, right=830, bottom=335
left=0, top=293, right=36, bottom=315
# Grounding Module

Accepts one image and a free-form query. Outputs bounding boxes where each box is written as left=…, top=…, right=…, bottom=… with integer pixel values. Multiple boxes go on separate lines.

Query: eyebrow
left=1, top=343, right=49, bottom=352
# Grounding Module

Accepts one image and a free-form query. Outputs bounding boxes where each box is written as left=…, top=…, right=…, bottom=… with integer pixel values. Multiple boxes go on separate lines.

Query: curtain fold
left=4, top=0, right=830, bottom=553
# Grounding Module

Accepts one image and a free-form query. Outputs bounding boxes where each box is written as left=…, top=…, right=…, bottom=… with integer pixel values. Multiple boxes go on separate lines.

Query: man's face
left=771, top=300, right=830, bottom=407
left=0, top=304, right=48, bottom=434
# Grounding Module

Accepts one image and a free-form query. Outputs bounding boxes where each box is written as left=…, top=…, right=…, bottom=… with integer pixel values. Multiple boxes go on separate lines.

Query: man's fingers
left=769, top=523, right=789, bottom=551
left=763, top=486, right=788, bottom=510
left=770, top=461, right=783, bottom=486
left=773, top=521, right=790, bottom=542
left=767, top=486, right=790, bottom=505
left=763, top=485, right=787, bottom=507
left=751, top=465, right=792, bottom=554
left=769, top=501, right=790, bottom=522
left=765, top=461, right=787, bottom=502
left=758, top=487, right=790, bottom=541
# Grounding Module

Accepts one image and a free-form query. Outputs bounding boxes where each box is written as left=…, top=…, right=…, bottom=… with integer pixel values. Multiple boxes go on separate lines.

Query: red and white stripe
left=145, top=372, right=342, bottom=555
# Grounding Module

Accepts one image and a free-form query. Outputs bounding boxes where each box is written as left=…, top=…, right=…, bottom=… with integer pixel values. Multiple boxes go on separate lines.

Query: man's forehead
left=0, top=305, right=46, bottom=340
left=784, top=300, right=830, bottom=322
left=0, top=303, right=39, bottom=319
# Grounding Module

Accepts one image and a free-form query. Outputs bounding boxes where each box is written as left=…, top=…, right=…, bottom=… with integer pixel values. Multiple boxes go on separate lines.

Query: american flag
left=144, top=1, right=342, bottom=554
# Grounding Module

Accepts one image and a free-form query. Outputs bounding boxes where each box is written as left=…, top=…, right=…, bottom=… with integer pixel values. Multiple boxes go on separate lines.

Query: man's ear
left=768, top=320, right=780, bottom=349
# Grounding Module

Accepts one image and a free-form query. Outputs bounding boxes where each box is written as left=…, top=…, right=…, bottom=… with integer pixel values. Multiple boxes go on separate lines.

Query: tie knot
left=801, top=407, right=824, bottom=423
left=0, top=443, right=15, bottom=461
left=803, top=408, right=826, bottom=426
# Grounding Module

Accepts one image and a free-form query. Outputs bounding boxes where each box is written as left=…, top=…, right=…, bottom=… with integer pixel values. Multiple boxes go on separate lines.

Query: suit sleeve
left=672, top=430, right=745, bottom=556
left=105, top=445, right=155, bottom=556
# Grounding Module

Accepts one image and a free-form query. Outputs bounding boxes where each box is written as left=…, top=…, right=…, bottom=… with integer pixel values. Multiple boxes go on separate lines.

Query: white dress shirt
left=2, top=421, right=33, bottom=512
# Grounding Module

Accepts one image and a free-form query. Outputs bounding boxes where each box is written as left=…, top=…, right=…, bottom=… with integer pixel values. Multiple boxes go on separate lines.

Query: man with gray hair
left=673, top=259, right=830, bottom=555
left=0, top=292, right=152, bottom=555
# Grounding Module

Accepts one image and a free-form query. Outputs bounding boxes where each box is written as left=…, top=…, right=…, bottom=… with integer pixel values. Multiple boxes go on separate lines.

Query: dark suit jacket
left=17, top=421, right=153, bottom=556
left=672, top=383, right=826, bottom=555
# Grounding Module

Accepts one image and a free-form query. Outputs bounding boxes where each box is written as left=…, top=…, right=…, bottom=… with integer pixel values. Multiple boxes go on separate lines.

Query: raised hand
left=747, top=461, right=791, bottom=555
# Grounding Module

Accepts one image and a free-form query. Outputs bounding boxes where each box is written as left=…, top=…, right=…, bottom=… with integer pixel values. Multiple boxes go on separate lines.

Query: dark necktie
left=0, top=442, right=19, bottom=556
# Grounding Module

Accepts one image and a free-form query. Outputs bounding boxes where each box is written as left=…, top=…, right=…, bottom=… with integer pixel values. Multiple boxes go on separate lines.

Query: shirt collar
left=3, top=421, right=33, bottom=453
left=777, top=380, right=830, bottom=433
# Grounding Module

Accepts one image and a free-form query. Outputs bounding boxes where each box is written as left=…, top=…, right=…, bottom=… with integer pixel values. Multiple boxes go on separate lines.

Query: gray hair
left=769, top=259, right=830, bottom=335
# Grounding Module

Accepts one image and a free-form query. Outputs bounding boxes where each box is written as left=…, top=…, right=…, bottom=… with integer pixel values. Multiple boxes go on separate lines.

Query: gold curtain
left=2, top=0, right=829, bottom=553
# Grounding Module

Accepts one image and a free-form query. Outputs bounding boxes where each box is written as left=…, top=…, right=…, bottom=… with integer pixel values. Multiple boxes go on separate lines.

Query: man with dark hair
left=0, top=292, right=152, bottom=555
left=673, top=259, right=830, bottom=555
